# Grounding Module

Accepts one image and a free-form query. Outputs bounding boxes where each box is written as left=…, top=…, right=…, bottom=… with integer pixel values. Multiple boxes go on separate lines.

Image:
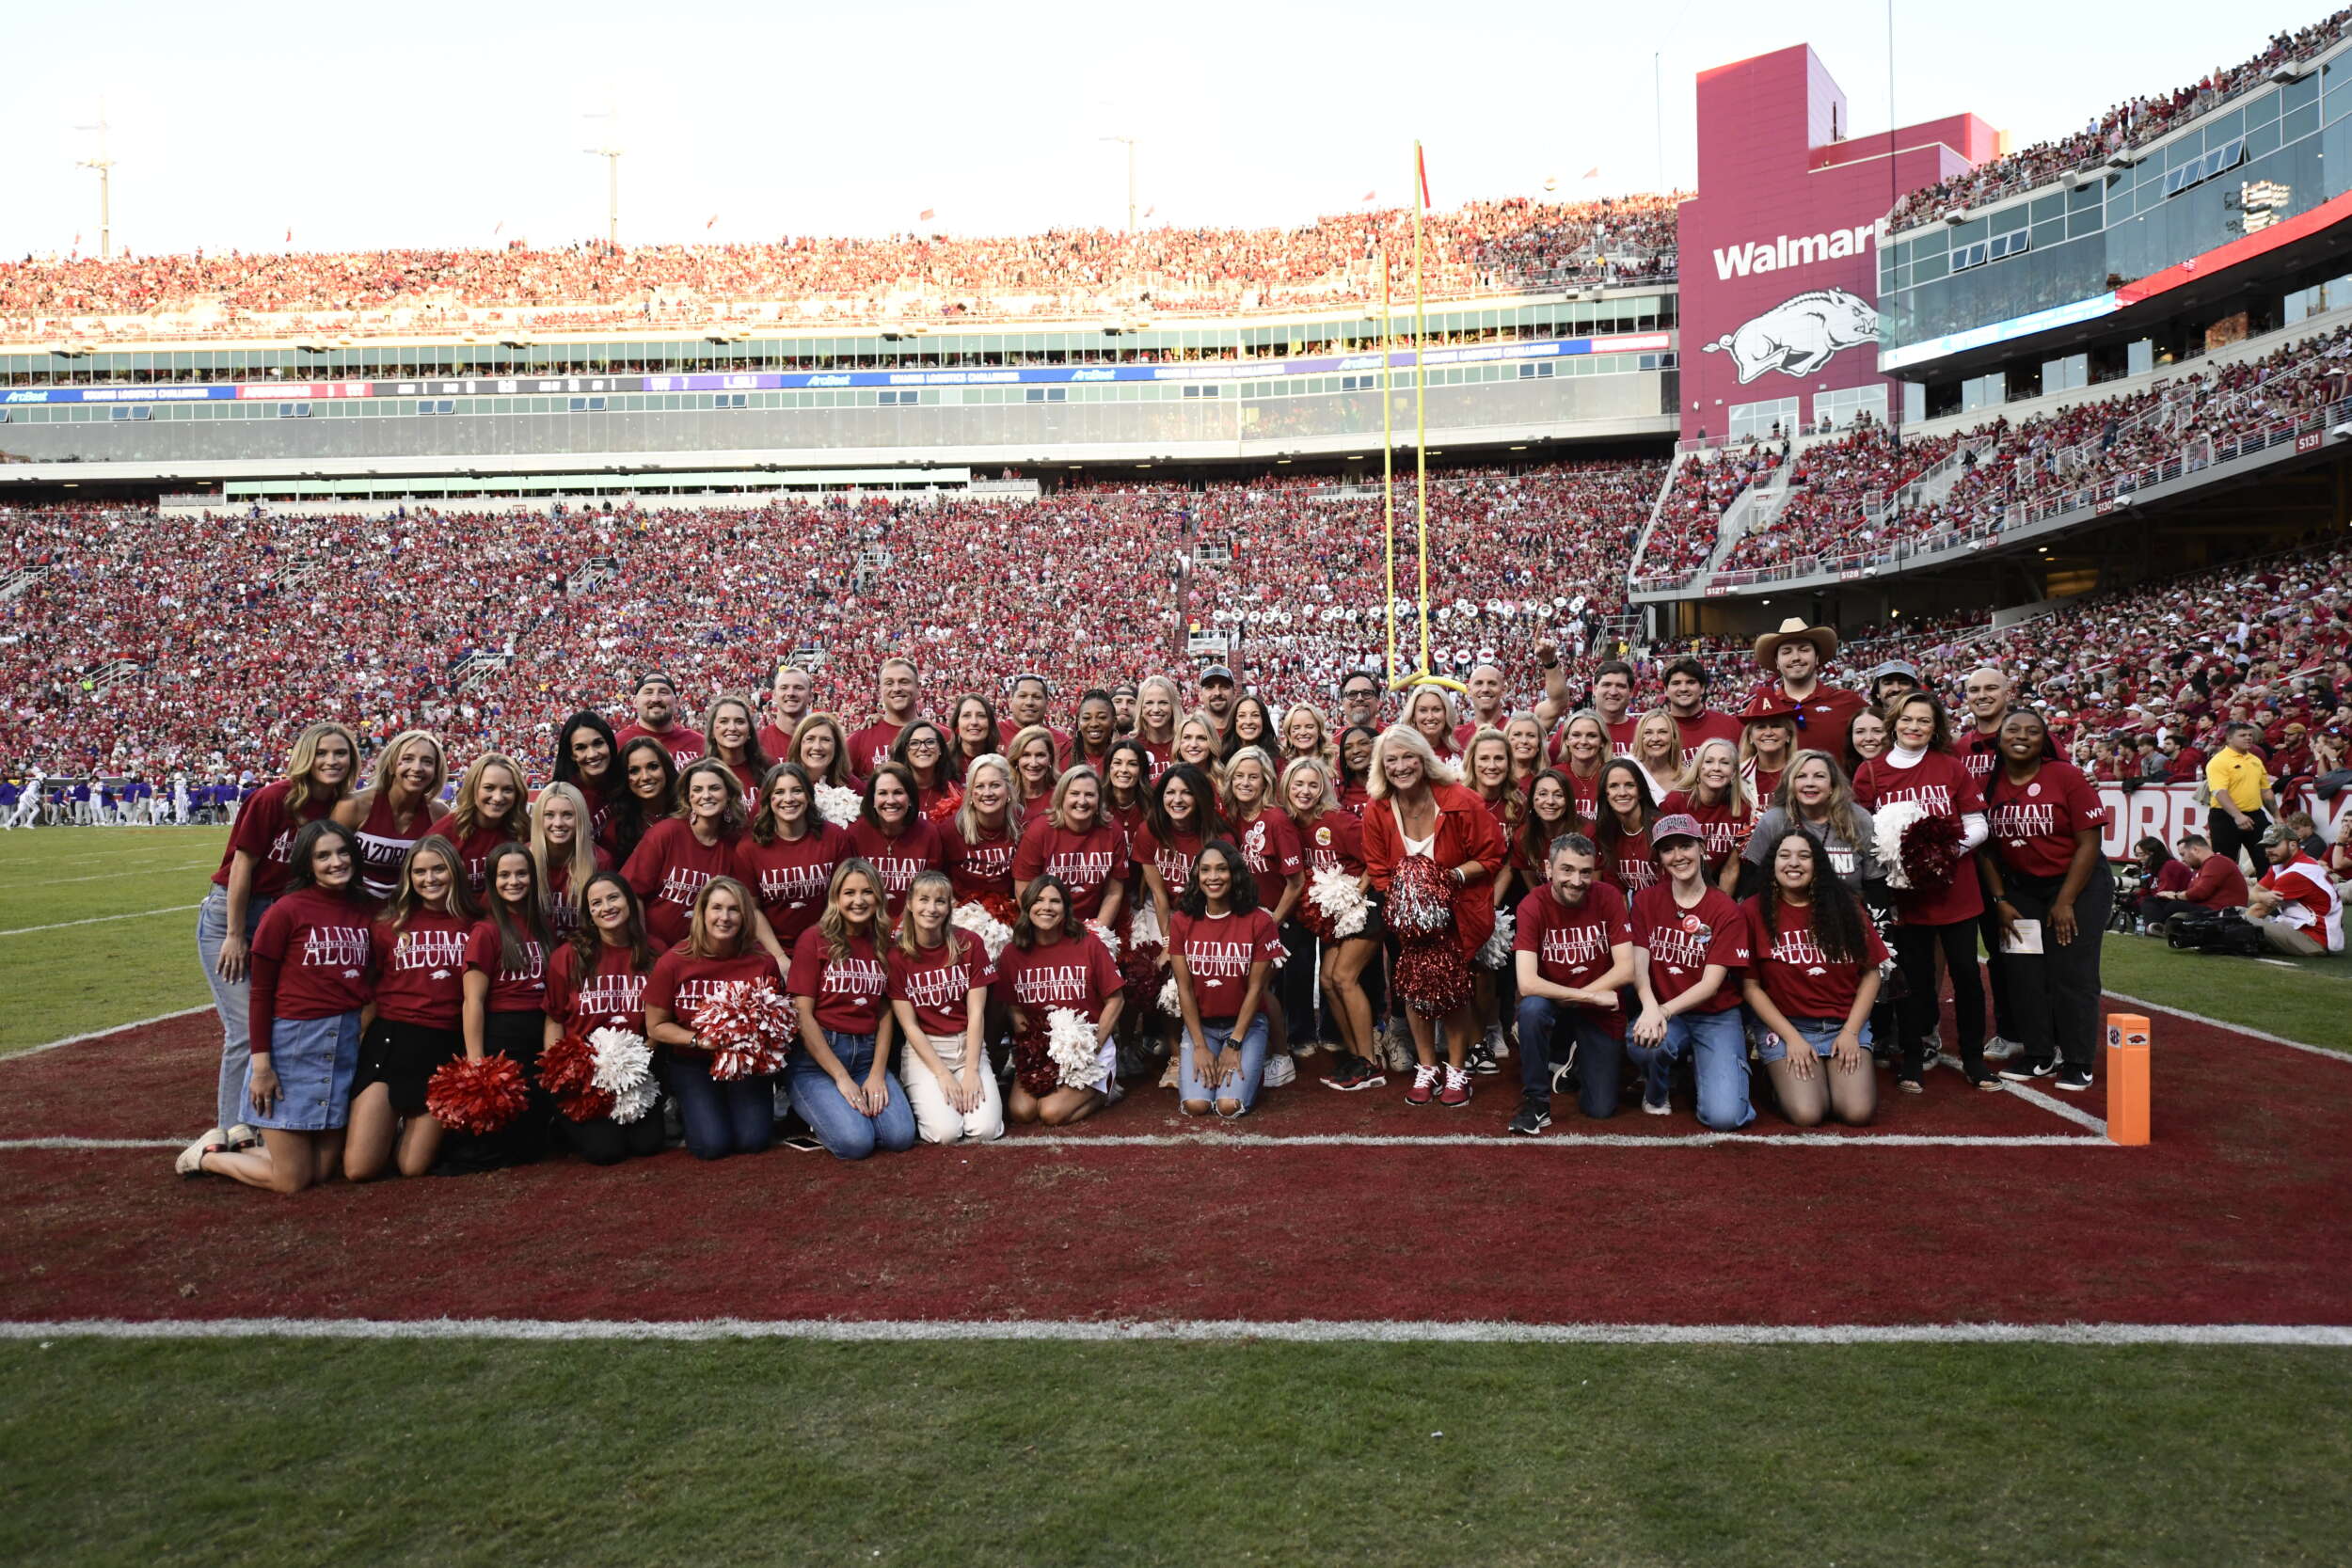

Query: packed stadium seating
left=1630, top=442, right=1785, bottom=587
left=1883, top=9, right=2352, bottom=230
left=0, top=195, right=1684, bottom=342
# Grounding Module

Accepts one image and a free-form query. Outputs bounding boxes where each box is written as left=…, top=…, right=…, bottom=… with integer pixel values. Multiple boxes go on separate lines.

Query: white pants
left=901, top=1030, right=1005, bottom=1144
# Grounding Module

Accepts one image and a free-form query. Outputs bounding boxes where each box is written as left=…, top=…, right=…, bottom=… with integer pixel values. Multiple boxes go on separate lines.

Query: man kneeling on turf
left=1508, top=832, right=1633, bottom=1135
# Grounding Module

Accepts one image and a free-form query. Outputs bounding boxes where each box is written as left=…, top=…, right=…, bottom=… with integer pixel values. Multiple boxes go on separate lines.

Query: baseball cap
left=1869, top=658, right=1920, bottom=684
left=2258, top=822, right=2298, bottom=848
left=1200, top=664, right=1236, bottom=685
left=1651, top=813, right=1705, bottom=847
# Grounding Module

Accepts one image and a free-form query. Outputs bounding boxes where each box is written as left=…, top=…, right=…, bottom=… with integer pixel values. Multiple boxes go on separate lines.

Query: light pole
left=583, top=105, right=622, bottom=248
left=74, top=101, right=114, bottom=261
left=1100, top=135, right=1137, bottom=234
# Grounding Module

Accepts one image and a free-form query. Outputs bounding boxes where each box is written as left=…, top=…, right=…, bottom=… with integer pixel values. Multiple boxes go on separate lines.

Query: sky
left=0, top=0, right=2331, bottom=257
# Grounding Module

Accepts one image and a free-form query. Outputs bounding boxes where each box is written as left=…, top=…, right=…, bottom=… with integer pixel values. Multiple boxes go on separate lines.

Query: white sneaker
left=225, top=1122, right=260, bottom=1151
left=1982, top=1037, right=2022, bottom=1062
left=175, top=1128, right=224, bottom=1178
left=1484, top=1024, right=1509, bottom=1060
left=1263, top=1053, right=1297, bottom=1088
left=1383, top=1033, right=1414, bottom=1074
left=1158, top=1054, right=1180, bottom=1089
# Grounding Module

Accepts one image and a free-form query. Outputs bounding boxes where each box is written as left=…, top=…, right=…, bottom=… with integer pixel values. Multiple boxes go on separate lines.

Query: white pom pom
left=1476, top=908, right=1515, bottom=971
left=1308, top=863, right=1370, bottom=939
left=587, top=1026, right=660, bottom=1125
left=1046, top=1006, right=1108, bottom=1092
left=1086, top=919, right=1120, bottom=963
left=609, top=1076, right=661, bottom=1125
left=815, top=783, right=862, bottom=829
left=1157, top=975, right=1183, bottom=1017
left=1127, top=900, right=1164, bottom=949
left=951, top=900, right=1013, bottom=961
left=1870, top=800, right=1928, bottom=890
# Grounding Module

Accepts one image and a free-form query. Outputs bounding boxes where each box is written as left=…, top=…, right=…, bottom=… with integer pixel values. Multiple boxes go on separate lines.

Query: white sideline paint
left=0, top=1132, right=2103, bottom=1155
left=0, top=903, right=198, bottom=938
left=1928, top=1053, right=2110, bottom=1135
left=2, top=1006, right=209, bottom=1063
left=2102, top=989, right=2350, bottom=1063
left=0, top=859, right=212, bottom=888
left=0, top=1318, right=2344, bottom=1347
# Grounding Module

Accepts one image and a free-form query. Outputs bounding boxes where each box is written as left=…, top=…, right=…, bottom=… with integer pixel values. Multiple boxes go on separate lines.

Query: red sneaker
left=1439, top=1065, right=1472, bottom=1107
left=1406, top=1063, right=1439, bottom=1106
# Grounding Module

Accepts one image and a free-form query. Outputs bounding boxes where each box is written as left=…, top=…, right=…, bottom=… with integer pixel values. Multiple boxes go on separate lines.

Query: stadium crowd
left=1883, top=9, right=2352, bottom=231
left=0, top=195, right=1683, bottom=341
left=1631, top=440, right=1785, bottom=586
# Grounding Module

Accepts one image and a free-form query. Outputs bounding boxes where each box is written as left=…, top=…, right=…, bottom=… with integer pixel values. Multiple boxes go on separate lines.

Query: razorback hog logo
left=1703, top=289, right=1880, bottom=384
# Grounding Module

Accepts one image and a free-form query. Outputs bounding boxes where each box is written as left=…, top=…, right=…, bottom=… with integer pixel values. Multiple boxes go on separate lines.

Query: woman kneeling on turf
left=179, top=820, right=373, bottom=1193
left=997, top=875, right=1125, bottom=1127
left=544, top=872, right=666, bottom=1164
left=651, top=877, right=792, bottom=1161
left=888, top=869, right=1004, bottom=1145
left=345, top=834, right=477, bottom=1180
left=1170, top=841, right=1284, bottom=1117
left=786, top=860, right=919, bottom=1160
left=1738, top=828, right=1884, bottom=1128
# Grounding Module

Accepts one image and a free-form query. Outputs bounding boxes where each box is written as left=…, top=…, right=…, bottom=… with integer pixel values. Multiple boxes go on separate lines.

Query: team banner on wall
left=2097, top=782, right=2350, bottom=862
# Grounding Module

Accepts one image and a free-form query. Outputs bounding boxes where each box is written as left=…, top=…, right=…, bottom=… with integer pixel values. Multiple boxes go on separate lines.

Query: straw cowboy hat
left=1753, top=617, right=1839, bottom=669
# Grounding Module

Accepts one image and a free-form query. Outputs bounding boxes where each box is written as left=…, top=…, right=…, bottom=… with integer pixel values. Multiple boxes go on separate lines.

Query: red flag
left=918, top=208, right=935, bottom=221
left=1415, top=145, right=1430, bottom=208
left=492, top=220, right=504, bottom=236
left=1581, top=166, right=1600, bottom=179
left=1142, top=205, right=1155, bottom=218
left=1359, top=189, right=1375, bottom=203
left=284, top=228, right=293, bottom=243
left=706, top=214, right=718, bottom=230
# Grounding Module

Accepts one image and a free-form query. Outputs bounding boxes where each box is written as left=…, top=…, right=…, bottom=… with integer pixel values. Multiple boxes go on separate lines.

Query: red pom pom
left=425, top=1053, right=530, bottom=1134
left=696, top=979, right=794, bottom=1081
left=1009, top=1023, right=1060, bottom=1100
left=1386, top=854, right=1455, bottom=941
left=976, top=891, right=1020, bottom=931
left=926, top=786, right=964, bottom=824
left=539, top=1029, right=614, bottom=1123
left=1394, top=936, right=1472, bottom=1018
left=1899, top=812, right=1966, bottom=895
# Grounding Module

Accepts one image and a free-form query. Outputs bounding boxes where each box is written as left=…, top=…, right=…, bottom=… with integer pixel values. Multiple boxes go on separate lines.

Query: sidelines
left=2, top=1006, right=209, bottom=1063
left=0, top=903, right=199, bottom=938
left=0, top=858, right=213, bottom=889
left=0, top=1317, right=2344, bottom=1346
left=0, top=1131, right=2106, bottom=1154
left=2103, top=988, right=2349, bottom=1063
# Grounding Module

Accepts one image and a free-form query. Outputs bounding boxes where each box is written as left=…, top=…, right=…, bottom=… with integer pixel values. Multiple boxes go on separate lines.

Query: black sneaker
left=2054, top=1066, right=2093, bottom=1093
left=1507, top=1096, right=1551, bottom=1136
left=1967, top=1064, right=2006, bottom=1090
left=1319, top=1054, right=1387, bottom=1092
left=1998, top=1058, right=2058, bottom=1083
left=1468, top=1042, right=1501, bottom=1076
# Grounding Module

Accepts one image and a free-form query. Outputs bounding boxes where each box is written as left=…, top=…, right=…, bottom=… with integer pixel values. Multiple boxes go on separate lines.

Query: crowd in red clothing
left=1883, top=10, right=2352, bottom=231
left=1631, top=442, right=1784, bottom=586
left=0, top=195, right=1684, bottom=343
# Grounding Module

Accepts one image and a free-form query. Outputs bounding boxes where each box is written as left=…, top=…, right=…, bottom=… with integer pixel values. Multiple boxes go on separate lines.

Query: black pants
left=1893, top=919, right=1985, bottom=1079
left=436, top=1010, right=551, bottom=1173
left=2209, top=808, right=2269, bottom=873
left=1976, top=905, right=2018, bottom=1041
left=565, top=1112, right=665, bottom=1164
left=1999, top=866, right=2113, bottom=1071
left=1278, top=916, right=1322, bottom=1040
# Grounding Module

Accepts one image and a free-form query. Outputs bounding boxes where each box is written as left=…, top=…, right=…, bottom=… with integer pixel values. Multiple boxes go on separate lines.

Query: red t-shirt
left=247, top=887, right=374, bottom=1046
left=1961, top=724, right=2004, bottom=787
left=943, top=816, right=1021, bottom=903
left=1740, top=895, right=1889, bottom=1021
left=1597, top=827, right=1660, bottom=896
left=1514, top=881, right=1631, bottom=1034
left=1656, top=790, right=1756, bottom=874
left=623, top=816, right=741, bottom=948
left=464, top=918, right=548, bottom=1013
left=1297, top=808, right=1365, bottom=876
left=1672, top=710, right=1744, bottom=768
left=1227, top=807, right=1304, bottom=893
left=846, top=816, right=946, bottom=920
left=886, top=935, right=995, bottom=1036
left=995, top=929, right=1123, bottom=1022
left=755, top=721, right=801, bottom=764
left=451, top=822, right=526, bottom=895
left=644, top=946, right=780, bottom=1047
left=545, top=940, right=652, bottom=1037
left=732, top=821, right=850, bottom=942
left=1629, top=883, right=1749, bottom=1014
left=543, top=844, right=615, bottom=940
left=1986, top=760, right=2109, bottom=879
left=613, top=721, right=707, bottom=767
left=1751, top=682, right=1867, bottom=771
left=1169, top=907, right=1283, bottom=1019
left=846, top=720, right=907, bottom=777
left=354, top=791, right=448, bottom=904
left=787, top=925, right=892, bottom=1034
left=370, top=909, right=471, bottom=1028
left=214, top=779, right=333, bottom=899
left=1851, top=751, right=1987, bottom=926
left=1012, top=818, right=1129, bottom=919
left=1132, top=823, right=1207, bottom=901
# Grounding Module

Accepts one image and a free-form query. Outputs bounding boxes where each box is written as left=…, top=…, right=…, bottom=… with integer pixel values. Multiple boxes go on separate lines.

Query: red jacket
left=1362, top=782, right=1511, bottom=958
left=2181, top=854, right=2249, bottom=910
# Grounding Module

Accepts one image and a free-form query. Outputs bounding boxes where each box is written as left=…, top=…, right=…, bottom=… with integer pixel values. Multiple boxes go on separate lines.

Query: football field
left=2, top=826, right=2347, bottom=1565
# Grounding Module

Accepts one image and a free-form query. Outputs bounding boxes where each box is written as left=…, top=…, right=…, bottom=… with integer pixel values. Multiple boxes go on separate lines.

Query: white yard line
left=0, top=904, right=198, bottom=938
left=0, top=1318, right=2343, bottom=1346
left=1, top=1006, right=209, bottom=1063
left=2102, top=989, right=2349, bottom=1062
left=0, top=859, right=212, bottom=888
left=981, top=1131, right=2106, bottom=1149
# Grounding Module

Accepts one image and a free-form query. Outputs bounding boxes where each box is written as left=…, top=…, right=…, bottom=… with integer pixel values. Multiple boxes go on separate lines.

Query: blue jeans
left=666, top=1053, right=774, bottom=1161
left=1180, top=1016, right=1270, bottom=1115
left=1653, top=1007, right=1754, bottom=1130
left=196, top=885, right=277, bottom=1133
left=1759, top=1016, right=1872, bottom=1063
left=787, top=1030, right=918, bottom=1161
left=1516, top=995, right=1642, bottom=1119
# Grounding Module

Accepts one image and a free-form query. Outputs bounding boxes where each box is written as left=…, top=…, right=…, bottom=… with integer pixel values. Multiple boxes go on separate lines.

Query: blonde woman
left=1134, top=674, right=1184, bottom=772
left=531, top=781, right=609, bottom=937
left=1006, top=723, right=1064, bottom=825
left=338, top=728, right=448, bottom=902
left=1278, top=702, right=1338, bottom=786
left=1402, top=683, right=1461, bottom=762
left=199, top=721, right=361, bottom=1144
left=646, top=876, right=787, bottom=1160
left=888, top=869, right=1003, bottom=1144
left=785, top=859, right=919, bottom=1159
left=1012, top=764, right=1129, bottom=925
left=443, top=751, right=532, bottom=894
left=1659, top=736, right=1756, bottom=894
left=1629, top=711, right=1682, bottom=805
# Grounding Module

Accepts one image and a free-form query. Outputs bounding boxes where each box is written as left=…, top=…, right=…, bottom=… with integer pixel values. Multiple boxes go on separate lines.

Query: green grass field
left=3, top=827, right=2340, bottom=1056
left=2, top=1340, right=2346, bottom=1566
left=3, top=826, right=2345, bottom=1565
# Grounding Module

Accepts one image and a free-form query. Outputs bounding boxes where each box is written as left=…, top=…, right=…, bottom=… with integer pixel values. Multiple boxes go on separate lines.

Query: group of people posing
left=176, top=616, right=2149, bottom=1191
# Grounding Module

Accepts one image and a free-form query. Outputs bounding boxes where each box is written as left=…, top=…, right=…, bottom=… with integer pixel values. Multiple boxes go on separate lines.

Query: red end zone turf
left=0, top=1005, right=2344, bottom=1328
